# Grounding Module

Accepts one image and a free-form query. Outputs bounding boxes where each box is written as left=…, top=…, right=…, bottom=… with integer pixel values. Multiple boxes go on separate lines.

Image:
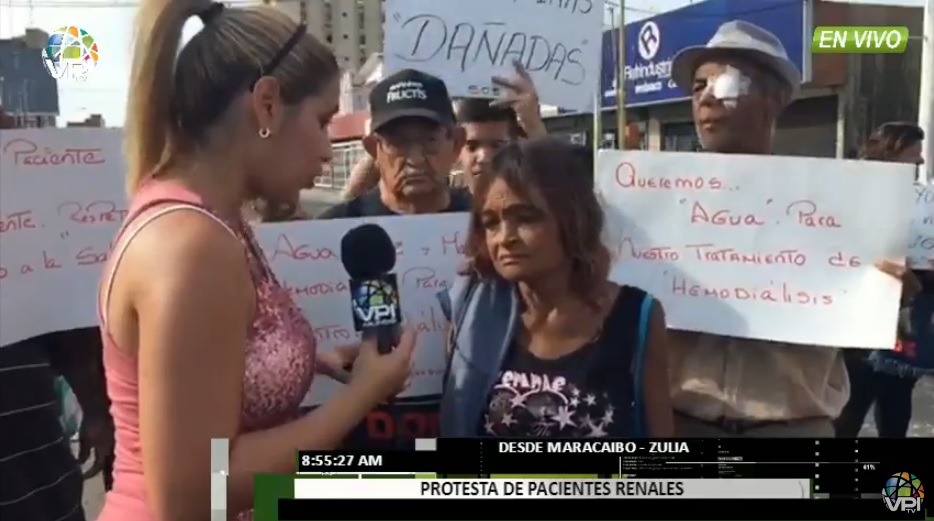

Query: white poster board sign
left=5, top=129, right=929, bottom=398
left=253, top=214, right=467, bottom=403
left=596, top=150, right=916, bottom=348
left=0, top=128, right=465, bottom=404
left=0, top=128, right=125, bottom=346
left=383, top=0, right=603, bottom=113
left=909, top=183, right=934, bottom=269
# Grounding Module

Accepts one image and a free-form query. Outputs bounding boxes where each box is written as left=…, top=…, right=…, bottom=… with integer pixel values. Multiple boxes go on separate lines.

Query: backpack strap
left=631, top=294, right=655, bottom=439
left=582, top=286, right=640, bottom=435
left=584, top=286, right=654, bottom=438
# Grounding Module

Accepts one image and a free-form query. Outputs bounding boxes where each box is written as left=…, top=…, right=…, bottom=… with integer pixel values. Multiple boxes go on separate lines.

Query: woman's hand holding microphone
left=317, top=328, right=418, bottom=403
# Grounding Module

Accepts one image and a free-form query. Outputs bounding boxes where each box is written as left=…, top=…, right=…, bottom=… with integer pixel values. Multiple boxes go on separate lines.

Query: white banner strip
left=294, top=478, right=811, bottom=499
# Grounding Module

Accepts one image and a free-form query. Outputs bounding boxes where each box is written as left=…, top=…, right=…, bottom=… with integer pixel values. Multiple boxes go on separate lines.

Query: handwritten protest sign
left=909, top=183, right=934, bottom=269
left=596, top=150, right=916, bottom=348
left=383, top=0, right=603, bottom=112
left=3, top=128, right=927, bottom=404
left=0, top=128, right=122, bottom=346
left=0, top=129, right=468, bottom=403
left=253, top=214, right=467, bottom=402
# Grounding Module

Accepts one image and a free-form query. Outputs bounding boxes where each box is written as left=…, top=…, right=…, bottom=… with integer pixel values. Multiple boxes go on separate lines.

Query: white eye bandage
left=702, top=65, right=751, bottom=110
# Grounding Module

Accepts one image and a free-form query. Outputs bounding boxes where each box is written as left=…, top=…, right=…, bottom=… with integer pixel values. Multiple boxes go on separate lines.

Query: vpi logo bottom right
left=883, top=472, right=924, bottom=513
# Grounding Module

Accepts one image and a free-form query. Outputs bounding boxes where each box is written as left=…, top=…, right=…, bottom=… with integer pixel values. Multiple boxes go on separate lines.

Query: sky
left=0, top=0, right=926, bottom=127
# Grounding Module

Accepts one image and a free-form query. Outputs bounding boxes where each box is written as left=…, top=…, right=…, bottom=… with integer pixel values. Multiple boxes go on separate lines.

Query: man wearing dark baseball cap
left=319, top=69, right=468, bottom=451
left=336, top=62, right=550, bottom=201
left=320, top=69, right=469, bottom=218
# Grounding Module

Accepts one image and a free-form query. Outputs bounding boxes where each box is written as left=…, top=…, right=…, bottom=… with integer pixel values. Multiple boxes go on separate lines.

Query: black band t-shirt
left=480, top=286, right=649, bottom=439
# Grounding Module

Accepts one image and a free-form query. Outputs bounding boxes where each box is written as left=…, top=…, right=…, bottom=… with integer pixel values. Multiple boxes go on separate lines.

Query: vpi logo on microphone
left=637, top=21, right=660, bottom=61
left=883, top=472, right=924, bottom=513
left=350, top=276, right=400, bottom=328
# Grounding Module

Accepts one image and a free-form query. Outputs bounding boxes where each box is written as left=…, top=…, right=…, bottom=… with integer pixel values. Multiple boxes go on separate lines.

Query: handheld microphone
left=340, top=224, right=402, bottom=354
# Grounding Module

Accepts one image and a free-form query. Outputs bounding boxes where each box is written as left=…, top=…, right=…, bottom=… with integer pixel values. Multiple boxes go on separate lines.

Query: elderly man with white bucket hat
left=664, top=20, right=851, bottom=438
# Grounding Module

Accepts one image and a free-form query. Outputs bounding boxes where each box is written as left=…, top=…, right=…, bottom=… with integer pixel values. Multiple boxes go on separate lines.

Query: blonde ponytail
left=124, top=0, right=210, bottom=195
left=125, top=2, right=337, bottom=195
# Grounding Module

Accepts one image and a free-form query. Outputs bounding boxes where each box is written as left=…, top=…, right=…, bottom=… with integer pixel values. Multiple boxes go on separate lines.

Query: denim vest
left=436, top=275, right=654, bottom=437
left=436, top=275, right=519, bottom=437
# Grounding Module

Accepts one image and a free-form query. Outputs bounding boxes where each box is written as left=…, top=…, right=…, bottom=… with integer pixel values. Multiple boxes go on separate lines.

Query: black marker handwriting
left=394, top=14, right=586, bottom=86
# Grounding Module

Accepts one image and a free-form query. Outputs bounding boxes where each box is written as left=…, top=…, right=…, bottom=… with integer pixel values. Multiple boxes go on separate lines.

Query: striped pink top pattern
left=96, top=181, right=316, bottom=521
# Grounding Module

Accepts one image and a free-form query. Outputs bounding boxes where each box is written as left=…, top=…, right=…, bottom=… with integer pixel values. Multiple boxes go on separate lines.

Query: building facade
left=66, top=113, right=105, bottom=127
left=264, top=0, right=384, bottom=72
left=0, top=28, right=59, bottom=128
left=319, top=110, right=369, bottom=190
left=544, top=0, right=924, bottom=158
left=338, top=52, right=382, bottom=114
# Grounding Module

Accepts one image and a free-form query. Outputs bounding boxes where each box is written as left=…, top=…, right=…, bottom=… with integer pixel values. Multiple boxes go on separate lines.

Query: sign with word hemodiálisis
left=596, top=150, right=915, bottom=348
left=909, top=184, right=934, bottom=270
left=383, top=0, right=603, bottom=113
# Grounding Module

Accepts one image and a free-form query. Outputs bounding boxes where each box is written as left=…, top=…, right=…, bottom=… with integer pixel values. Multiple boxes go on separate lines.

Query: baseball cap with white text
left=368, top=69, right=456, bottom=133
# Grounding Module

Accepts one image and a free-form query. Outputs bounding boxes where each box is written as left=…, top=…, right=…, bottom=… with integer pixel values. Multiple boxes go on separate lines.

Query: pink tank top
left=96, top=181, right=316, bottom=521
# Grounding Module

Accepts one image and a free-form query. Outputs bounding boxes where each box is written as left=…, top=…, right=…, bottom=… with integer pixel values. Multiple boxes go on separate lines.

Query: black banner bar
left=278, top=498, right=926, bottom=520
left=435, top=438, right=820, bottom=475
left=297, top=451, right=437, bottom=473
left=297, top=438, right=932, bottom=489
left=431, top=438, right=931, bottom=483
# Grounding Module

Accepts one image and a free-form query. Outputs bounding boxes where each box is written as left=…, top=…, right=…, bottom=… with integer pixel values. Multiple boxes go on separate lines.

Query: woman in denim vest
left=438, top=138, right=673, bottom=439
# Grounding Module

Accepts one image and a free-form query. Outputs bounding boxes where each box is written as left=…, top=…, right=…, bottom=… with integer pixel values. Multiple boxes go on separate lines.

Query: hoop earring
left=258, top=128, right=271, bottom=139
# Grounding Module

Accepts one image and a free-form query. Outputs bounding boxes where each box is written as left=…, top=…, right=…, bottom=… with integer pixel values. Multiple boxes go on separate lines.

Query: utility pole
left=919, top=0, right=934, bottom=181
left=616, top=1, right=626, bottom=149
left=595, top=4, right=615, bottom=157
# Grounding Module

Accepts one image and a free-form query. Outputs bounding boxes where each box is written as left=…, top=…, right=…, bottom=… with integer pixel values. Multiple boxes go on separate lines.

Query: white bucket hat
left=671, top=20, right=801, bottom=100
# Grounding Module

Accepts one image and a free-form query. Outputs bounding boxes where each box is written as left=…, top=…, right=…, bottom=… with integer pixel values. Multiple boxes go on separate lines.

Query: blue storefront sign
left=601, top=0, right=811, bottom=109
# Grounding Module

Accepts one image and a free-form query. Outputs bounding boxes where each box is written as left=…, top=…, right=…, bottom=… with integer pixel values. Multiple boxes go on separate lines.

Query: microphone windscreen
left=340, top=223, right=396, bottom=278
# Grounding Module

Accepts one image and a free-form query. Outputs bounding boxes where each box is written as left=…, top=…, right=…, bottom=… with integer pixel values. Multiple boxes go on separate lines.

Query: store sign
left=600, top=0, right=810, bottom=108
